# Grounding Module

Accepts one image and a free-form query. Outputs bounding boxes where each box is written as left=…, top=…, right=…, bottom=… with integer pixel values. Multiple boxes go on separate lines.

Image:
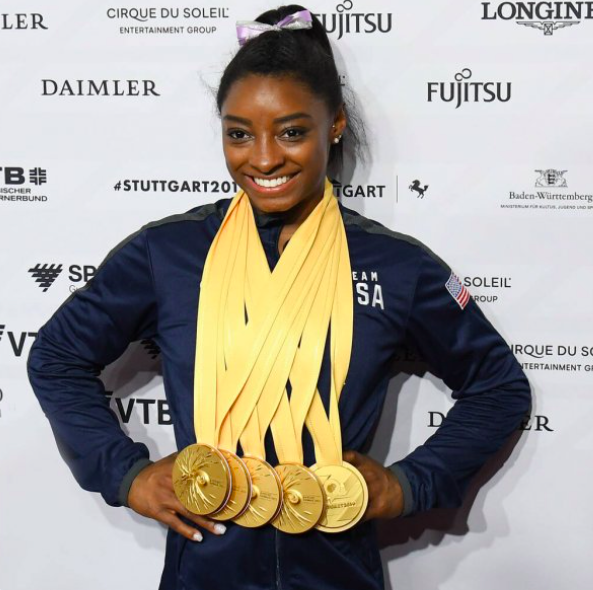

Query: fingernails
left=213, top=524, right=226, bottom=535
left=192, top=531, right=203, bottom=542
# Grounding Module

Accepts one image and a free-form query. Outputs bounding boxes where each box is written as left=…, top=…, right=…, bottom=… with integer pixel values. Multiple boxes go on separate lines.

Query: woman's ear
left=331, top=104, right=347, bottom=141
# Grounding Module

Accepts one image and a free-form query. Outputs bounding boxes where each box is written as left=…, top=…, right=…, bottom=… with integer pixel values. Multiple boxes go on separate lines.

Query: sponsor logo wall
left=1, top=1, right=591, bottom=590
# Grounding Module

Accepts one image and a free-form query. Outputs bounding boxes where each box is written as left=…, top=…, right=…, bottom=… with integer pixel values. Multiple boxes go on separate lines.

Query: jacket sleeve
left=27, top=229, right=158, bottom=507
left=388, top=248, right=531, bottom=516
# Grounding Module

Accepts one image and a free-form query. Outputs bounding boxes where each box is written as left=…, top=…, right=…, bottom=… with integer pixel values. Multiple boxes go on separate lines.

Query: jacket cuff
left=117, top=457, right=154, bottom=507
left=387, top=462, right=414, bottom=517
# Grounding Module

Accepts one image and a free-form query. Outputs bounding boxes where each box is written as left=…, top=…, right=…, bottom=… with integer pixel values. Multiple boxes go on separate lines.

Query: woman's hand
left=343, top=450, right=404, bottom=521
left=127, top=452, right=227, bottom=542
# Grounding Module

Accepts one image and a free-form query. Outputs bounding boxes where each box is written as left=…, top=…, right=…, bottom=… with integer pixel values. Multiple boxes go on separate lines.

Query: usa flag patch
left=445, top=272, right=470, bottom=310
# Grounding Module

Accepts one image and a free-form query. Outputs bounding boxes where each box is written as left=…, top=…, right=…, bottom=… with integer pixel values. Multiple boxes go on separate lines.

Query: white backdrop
left=1, top=1, right=592, bottom=589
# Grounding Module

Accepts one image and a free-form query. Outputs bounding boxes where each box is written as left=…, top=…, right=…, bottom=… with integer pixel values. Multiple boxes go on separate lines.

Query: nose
left=249, top=134, right=285, bottom=175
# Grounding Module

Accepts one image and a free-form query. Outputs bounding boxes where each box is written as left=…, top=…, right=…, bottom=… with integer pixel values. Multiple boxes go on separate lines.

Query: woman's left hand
left=343, top=450, right=404, bottom=521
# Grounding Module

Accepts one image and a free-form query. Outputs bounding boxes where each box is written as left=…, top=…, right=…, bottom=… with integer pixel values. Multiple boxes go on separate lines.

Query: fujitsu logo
left=28, top=263, right=63, bottom=292
left=314, top=1, right=393, bottom=40
left=427, top=68, right=512, bottom=109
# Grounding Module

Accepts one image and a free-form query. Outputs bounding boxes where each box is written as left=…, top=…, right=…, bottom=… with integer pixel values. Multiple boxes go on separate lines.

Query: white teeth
left=252, top=175, right=292, bottom=188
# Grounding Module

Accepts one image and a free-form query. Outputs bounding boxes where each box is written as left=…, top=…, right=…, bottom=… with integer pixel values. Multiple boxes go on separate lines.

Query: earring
left=333, top=134, right=342, bottom=144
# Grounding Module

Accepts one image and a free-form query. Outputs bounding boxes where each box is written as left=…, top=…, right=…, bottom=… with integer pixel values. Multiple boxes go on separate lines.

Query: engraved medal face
left=233, top=457, right=282, bottom=528
left=271, top=464, right=325, bottom=534
left=211, top=450, right=252, bottom=521
left=173, top=443, right=231, bottom=516
left=311, top=462, right=368, bottom=533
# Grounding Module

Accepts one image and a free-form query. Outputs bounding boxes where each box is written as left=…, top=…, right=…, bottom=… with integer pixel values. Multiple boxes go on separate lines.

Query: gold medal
left=210, top=449, right=252, bottom=521
left=311, top=462, right=368, bottom=533
left=271, top=463, right=325, bottom=534
left=233, top=456, right=283, bottom=528
left=173, top=443, right=231, bottom=515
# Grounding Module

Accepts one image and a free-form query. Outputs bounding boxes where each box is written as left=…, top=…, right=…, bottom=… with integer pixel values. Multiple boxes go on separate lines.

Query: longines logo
left=0, top=165, right=48, bottom=203
left=27, top=263, right=97, bottom=292
left=0, top=324, right=38, bottom=357
left=501, top=169, right=593, bottom=211
left=330, top=178, right=386, bottom=198
left=428, top=68, right=512, bottom=108
left=314, top=1, right=393, bottom=40
left=481, top=1, right=592, bottom=35
left=1, top=13, right=47, bottom=30
left=105, top=6, right=230, bottom=36
left=41, top=79, right=160, bottom=97
left=114, top=178, right=239, bottom=194
left=428, top=411, right=554, bottom=432
left=510, top=343, right=593, bottom=372
left=105, top=391, right=172, bottom=425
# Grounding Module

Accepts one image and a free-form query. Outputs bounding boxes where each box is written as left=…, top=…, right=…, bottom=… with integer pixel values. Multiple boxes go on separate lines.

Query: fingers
left=172, top=500, right=227, bottom=537
left=343, top=449, right=363, bottom=466
left=159, top=510, right=204, bottom=542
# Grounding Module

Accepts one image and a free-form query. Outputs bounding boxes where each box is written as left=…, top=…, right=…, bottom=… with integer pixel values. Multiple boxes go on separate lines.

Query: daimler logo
left=1, top=13, right=47, bottom=30
left=314, top=1, right=393, bottom=40
left=42, top=79, right=160, bottom=97
left=481, top=1, right=593, bottom=35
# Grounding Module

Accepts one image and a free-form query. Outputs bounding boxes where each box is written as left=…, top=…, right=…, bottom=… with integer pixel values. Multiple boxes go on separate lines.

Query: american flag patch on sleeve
left=445, top=272, right=470, bottom=310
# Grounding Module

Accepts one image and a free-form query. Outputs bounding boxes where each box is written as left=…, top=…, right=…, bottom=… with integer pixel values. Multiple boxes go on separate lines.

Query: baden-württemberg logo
left=314, top=1, right=393, bottom=40
left=481, top=1, right=592, bottom=35
left=0, top=165, right=48, bottom=203
left=502, top=169, right=593, bottom=212
left=428, top=68, right=512, bottom=108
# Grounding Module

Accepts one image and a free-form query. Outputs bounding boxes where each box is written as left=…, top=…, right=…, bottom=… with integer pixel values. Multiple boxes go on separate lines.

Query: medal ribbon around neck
left=173, top=178, right=366, bottom=530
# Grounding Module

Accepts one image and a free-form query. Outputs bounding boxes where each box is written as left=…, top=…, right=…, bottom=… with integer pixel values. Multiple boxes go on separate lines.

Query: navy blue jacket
left=27, top=197, right=531, bottom=590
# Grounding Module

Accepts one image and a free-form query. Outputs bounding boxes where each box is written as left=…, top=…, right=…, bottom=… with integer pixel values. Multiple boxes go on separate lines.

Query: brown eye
left=227, top=129, right=250, bottom=140
left=281, top=127, right=307, bottom=140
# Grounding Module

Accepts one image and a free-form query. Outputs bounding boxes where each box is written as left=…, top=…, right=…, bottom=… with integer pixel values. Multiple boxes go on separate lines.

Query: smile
left=249, top=174, right=296, bottom=189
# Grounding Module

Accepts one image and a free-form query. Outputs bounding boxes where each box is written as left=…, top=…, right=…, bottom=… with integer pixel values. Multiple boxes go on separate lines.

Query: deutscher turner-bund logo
left=481, top=1, right=593, bottom=35
left=314, top=1, right=393, bottom=40
left=428, top=68, right=512, bottom=108
left=0, top=165, right=48, bottom=203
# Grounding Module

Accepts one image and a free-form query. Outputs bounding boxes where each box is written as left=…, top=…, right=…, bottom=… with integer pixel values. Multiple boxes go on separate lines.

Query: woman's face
left=220, top=74, right=345, bottom=215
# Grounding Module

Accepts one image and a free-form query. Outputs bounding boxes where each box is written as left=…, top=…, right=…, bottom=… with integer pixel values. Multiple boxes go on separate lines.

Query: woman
left=27, top=5, right=531, bottom=590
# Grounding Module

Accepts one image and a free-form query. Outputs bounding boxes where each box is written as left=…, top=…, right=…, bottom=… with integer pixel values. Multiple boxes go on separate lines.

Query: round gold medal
left=271, top=464, right=325, bottom=534
left=311, top=462, right=368, bottom=533
left=233, top=456, right=283, bottom=528
left=173, top=443, right=231, bottom=515
left=210, top=450, right=252, bottom=521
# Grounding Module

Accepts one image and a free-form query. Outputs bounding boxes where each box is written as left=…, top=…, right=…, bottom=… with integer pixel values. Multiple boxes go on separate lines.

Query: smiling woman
left=27, top=4, right=531, bottom=590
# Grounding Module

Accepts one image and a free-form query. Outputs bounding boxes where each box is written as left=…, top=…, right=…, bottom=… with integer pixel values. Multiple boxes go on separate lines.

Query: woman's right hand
left=127, top=452, right=227, bottom=542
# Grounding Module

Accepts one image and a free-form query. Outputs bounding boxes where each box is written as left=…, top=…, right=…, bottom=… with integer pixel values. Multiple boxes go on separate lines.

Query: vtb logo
left=0, top=166, right=47, bottom=185
left=0, top=324, right=38, bottom=357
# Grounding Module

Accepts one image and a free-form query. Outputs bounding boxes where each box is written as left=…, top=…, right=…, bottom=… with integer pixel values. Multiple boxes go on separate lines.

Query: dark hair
left=216, top=4, right=367, bottom=176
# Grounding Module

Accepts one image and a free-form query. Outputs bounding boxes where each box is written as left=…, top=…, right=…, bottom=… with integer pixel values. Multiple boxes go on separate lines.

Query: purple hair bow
left=236, top=9, right=313, bottom=47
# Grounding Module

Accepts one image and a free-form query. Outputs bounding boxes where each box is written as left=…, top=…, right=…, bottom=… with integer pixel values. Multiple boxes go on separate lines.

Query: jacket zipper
left=275, top=527, right=283, bottom=590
